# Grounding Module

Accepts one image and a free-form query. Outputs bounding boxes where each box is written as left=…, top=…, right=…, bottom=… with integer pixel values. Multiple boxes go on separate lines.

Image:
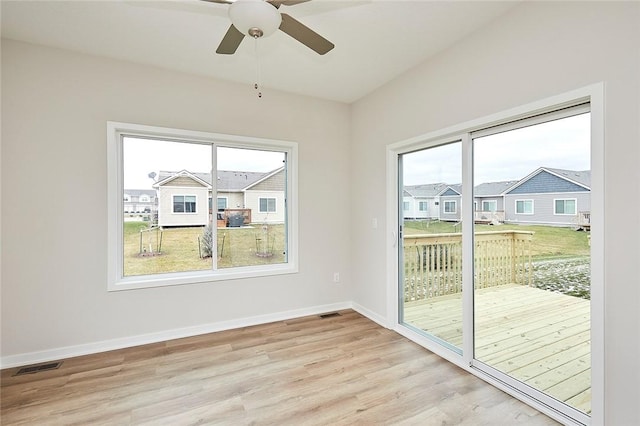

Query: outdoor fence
left=403, top=230, right=533, bottom=302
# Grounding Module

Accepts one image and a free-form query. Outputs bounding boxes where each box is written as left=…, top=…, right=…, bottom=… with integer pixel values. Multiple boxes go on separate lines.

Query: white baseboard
left=351, top=302, right=390, bottom=328
left=0, top=301, right=352, bottom=369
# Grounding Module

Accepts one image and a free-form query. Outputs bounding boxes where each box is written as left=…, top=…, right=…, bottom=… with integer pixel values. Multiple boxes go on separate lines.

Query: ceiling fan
left=201, top=0, right=335, bottom=55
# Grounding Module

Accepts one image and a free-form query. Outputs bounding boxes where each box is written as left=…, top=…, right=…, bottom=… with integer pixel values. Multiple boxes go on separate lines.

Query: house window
left=217, top=197, right=227, bottom=211
left=403, top=201, right=410, bottom=211
left=139, top=194, right=150, bottom=203
left=444, top=200, right=456, bottom=213
left=418, top=201, right=428, bottom=212
left=173, top=195, right=196, bottom=213
left=259, top=198, right=276, bottom=213
left=482, top=200, right=497, bottom=212
left=516, top=199, right=534, bottom=214
left=555, top=199, right=577, bottom=215
left=108, top=122, right=298, bottom=291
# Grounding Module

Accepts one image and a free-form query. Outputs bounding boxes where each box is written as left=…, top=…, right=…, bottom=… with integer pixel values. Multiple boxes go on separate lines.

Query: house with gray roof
left=153, top=167, right=285, bottom=227
left=403, top=167, right=591, bottom=227
left=503, top=167, right=590, bottom=226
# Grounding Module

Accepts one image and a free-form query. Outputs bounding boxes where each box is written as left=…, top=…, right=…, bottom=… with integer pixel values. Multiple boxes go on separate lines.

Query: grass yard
left=124, top=222, right=286, bottom=276
left=403, top=219, right=590, bottom=259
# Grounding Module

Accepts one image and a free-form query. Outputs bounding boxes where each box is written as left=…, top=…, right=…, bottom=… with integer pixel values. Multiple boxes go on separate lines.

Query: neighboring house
left=402, top=183, right=448, bottom=220
left=439, top=184, right=462, bottom=222
left=403, top=168, right=590, bottom=227
left=123, top=189, right=157, bottom=214
left=504, top=167, right=590, bottom=226
left=153, top=167, right=285, bottom=227
left=473, top=180, right=518, bottom=223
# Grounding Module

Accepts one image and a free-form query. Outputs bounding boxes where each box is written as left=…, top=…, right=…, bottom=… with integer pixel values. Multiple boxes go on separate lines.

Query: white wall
left=350, top=2, right=639, bottom=424
left=1, top=40, right=351, bottom=359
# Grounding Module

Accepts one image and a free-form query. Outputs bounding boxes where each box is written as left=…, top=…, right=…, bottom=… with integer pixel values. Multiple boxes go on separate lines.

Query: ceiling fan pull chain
left=254, top=36, right=262, bottom=98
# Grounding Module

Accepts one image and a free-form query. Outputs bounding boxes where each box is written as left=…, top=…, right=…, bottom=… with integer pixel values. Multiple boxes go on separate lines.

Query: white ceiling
left=1, top=0, right=517, bottom=103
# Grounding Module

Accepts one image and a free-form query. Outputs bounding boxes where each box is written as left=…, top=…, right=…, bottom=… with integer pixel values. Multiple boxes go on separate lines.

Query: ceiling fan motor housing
left=229, top=0, right=282, bottom=38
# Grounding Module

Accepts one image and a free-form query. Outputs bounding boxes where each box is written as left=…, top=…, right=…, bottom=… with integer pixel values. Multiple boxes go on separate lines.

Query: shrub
left=201, top=224, right=214, bottom=258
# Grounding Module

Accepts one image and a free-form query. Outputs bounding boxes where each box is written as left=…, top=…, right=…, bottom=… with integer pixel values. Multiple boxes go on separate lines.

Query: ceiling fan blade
left=216, top=25, right=245, bottom=54
left=279, top=13, right=334, bottom=55
left=269, top=0, right=311, bottom=7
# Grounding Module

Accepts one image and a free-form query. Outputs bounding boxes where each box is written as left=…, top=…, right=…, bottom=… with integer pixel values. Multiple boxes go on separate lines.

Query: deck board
left=404, top=284, right=591, bottom=414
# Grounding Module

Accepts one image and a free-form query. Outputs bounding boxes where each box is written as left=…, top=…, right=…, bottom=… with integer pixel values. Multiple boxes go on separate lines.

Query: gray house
left=403, top=168, right=590, bottom=227
left=504, top=167, right=590, bottom=226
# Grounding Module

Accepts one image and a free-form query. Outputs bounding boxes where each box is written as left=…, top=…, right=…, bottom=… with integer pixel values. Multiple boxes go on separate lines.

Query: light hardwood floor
left=1, top=310, right=559, bottom=425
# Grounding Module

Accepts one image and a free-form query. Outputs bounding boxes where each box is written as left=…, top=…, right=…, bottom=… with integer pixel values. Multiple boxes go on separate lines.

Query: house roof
left=504, top=167, right=591, bottom=194
left=155, top=168, right=283, bottom=192
left=403, top=183, right=448, bottom=198
left=544, top=167, right=591, bottom=188
left=474, top=180, right=519, bottom=197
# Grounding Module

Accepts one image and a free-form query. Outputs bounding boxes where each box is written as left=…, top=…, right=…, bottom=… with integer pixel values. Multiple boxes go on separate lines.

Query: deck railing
left=403, top=230, right=533, bottom=302
left=474, top=210, right=505, bottom=224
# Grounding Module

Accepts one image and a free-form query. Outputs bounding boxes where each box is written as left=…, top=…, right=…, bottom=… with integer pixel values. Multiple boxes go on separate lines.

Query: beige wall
left=351, top=2, right=639, bottom=424
left=157, top=186, right=209, bottom=227
left=1, top=39, right=351, bottom=359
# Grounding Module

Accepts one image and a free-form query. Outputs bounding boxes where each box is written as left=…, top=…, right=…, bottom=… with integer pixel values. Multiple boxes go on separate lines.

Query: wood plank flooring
left=1, top=310, right=558, bottom=425
left=404, top=285, right=591, bottom=414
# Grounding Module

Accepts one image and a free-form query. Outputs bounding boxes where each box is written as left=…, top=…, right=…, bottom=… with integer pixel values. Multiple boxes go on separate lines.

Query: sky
left=123, top=138, right=285, bottom=189
left=402, top=113, right=590, bottom=186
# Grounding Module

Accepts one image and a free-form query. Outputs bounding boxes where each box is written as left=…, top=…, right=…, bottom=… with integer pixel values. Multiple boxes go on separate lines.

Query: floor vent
left=319, top=312, right=342, bottom=319
left=14, top=361, right=63, bottom=376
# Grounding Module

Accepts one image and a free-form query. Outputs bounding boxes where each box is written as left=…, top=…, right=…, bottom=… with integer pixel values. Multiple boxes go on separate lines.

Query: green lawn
left=124, top=222, right=286, bottom=276
left=403, top=219, right=590, bottom=259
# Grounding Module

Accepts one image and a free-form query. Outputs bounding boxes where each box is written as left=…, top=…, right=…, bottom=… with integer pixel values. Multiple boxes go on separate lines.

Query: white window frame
left=418, top=201, right=428, bottom=212
left=482, top=200, right=497, bottom=212
left=259, top=197, right=277, bottom=213
left=172, top=194, right=197, bottom=214
left=402, top=201, right=410, bottom=211
left=444, top=200, right=457, bottom=213
left=107, top=122, right=299, bottom=291
left=515, top=199, right=534, bottom=215
left=139, top=194, right=150, bottom=203
left=217, top=196, right=228, bottom=211
left=554, top=198, right=577, bottom=215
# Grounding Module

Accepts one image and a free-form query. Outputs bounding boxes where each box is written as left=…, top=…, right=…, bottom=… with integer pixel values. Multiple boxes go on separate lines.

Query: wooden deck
left=404, top=284, right=591, bottom=414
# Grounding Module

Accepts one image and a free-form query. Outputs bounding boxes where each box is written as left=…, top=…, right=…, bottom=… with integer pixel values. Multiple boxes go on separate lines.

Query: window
left=139, top=194, right=150, bottom=203
left=555, top=198, right=577, bottom=215
left=482, top=200, right=497, bottom=212
left=217, top=197, right=227, bottom=211
left=516, top=199, right=533, bottom=214
left=173, top=195, right=196, bottom=213
left=444, top=200, right=456, bottom=213
left=108, top=122, right=298, bottom=291
left=418, top=201, right=428, bottom=212
left=259, top=197, right=276, bottom=213
left=123, top=194, right=131, bottom=202
left=403, top=201, right=410, bottom=211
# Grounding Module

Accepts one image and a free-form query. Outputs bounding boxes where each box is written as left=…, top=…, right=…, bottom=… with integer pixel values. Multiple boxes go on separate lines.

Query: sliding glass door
left=396, top=101, right=595, bottom=424
left=399, top=141, right=463, bottom=352
left=472, top=111, right=591, bottom=417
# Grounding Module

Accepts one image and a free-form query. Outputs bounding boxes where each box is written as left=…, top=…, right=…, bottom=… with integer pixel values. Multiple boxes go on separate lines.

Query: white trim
left=481, top=199, right=498, bottom=212
left=107, top=121, right=299, bottom=292
left=0, top=301, right=351, bottom=370
left=172, top=193, right=198, bottom=214
left=553, top=197, right=578, bottom=215
left=443, top=200, right=457, bottom=213
left=515, top=198, right=534, bottom=214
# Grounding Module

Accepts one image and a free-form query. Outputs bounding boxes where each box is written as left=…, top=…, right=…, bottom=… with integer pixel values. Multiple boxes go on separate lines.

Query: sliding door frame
left=386, top=83, right=604, bottom=426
